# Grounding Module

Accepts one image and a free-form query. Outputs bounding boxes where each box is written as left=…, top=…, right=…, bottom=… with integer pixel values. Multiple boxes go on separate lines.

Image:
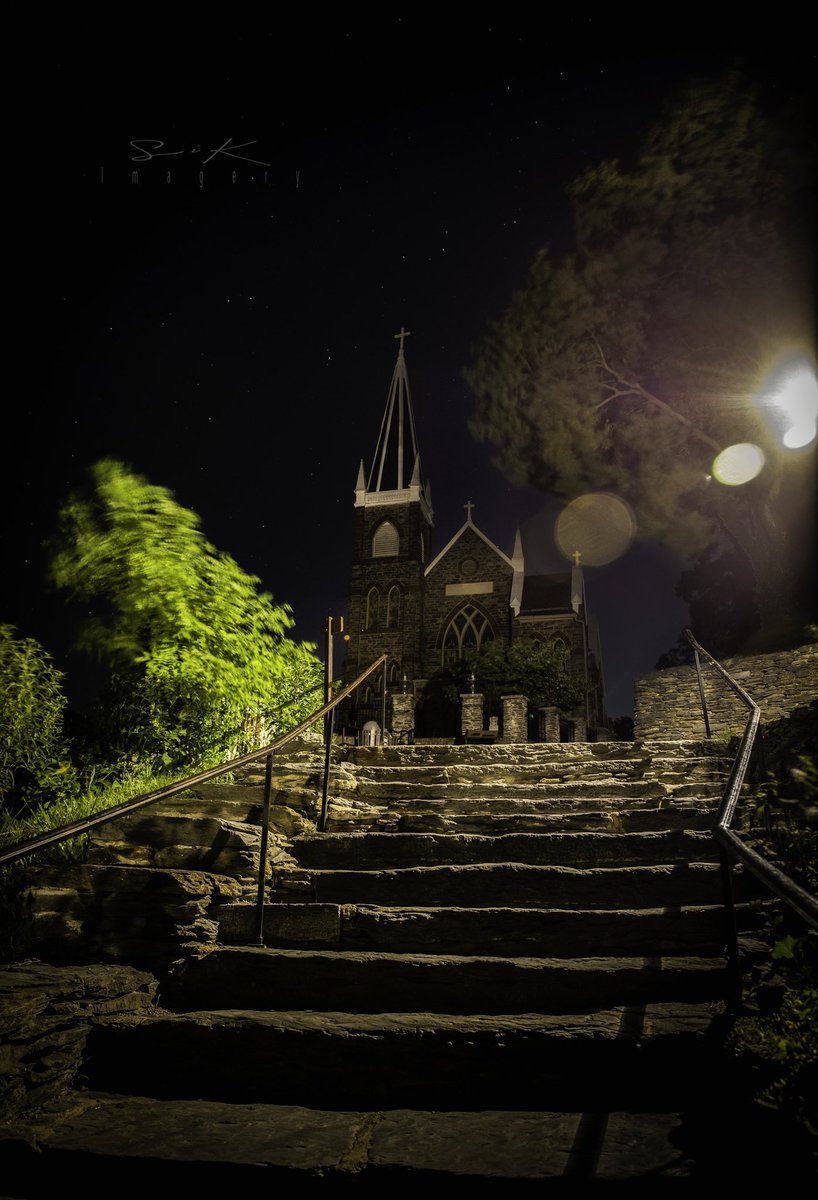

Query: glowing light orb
left=712, top=443, right=766, bottom=486
left=555, top=493, right=637, bottom=566
left=766, top=360, right=818, bottom=448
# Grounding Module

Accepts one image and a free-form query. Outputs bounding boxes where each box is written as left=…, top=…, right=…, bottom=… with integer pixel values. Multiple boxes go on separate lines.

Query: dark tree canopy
left=426, top=639, right=583, bottom=714
left=466, top=71, right=816, bottom=649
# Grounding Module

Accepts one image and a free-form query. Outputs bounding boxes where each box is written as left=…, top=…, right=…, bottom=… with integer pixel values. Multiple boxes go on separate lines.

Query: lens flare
left=555, top=493, right=637, bottom=566
left=761, top=355, right=818, bottom=449
left=712, top=443, right=766, bottom=486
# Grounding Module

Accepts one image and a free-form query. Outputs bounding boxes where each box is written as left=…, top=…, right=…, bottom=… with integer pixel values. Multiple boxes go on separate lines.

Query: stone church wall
left=633, top=643, right=818, bottom=741
left=344, top=501, right=430, bottom=685
left=422, top=525, right=514, bottom=674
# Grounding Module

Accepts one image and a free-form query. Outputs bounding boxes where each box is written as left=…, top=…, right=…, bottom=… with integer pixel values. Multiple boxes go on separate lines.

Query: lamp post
left=319, top=615, right=344, bottom=832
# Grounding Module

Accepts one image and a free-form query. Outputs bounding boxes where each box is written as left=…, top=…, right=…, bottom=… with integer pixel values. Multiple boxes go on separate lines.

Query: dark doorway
left=414, top=692, right=459, bottom=739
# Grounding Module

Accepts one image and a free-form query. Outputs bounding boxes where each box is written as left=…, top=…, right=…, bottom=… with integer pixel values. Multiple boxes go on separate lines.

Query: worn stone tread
left=163, top=945, right=727, bottom=1014
left=3, top=1092, right=807, bottom=1184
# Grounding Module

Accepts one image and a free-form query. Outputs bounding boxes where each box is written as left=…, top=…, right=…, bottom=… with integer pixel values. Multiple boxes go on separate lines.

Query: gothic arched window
left=550, top=638, right=569, bottom=668
left=366, top=587, right=380, bottom=629
left=386, top=586, right=400, bottom=628
left=441, top=605, right=495, bottom=665
left=372, top=520, right=399, bottom=558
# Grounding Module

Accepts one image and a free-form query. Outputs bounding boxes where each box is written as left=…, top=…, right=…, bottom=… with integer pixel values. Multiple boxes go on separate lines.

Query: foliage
left=465, top=71, right=816, bottom=644
left=727, top=705, right=818, bottom=1138
left=0, top=625, right=75, bottom=815
left=727, top=909, right=818, bottom=1139
left=425, top=639, right=583, bottom=713
left=0, top=765, right=182, bottom=860
left=728, top=984, right=818, bottom=1132
left=655, top=544, right=760, bottom=666
left=610, top=715, right=635, bottom=741
left=48, top=460, right=323, bottom=774
left=748, top=753, right=818, bottom=896
left=0, top=765, right=190, bottom=962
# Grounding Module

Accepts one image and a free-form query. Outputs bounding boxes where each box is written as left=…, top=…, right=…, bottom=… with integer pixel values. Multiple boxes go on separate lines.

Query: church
left=339, top=332, right=609, bottom=742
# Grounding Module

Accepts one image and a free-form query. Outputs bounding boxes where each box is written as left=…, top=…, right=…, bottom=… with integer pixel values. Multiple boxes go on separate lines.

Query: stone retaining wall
left=634, top=644, right=818, bottom=741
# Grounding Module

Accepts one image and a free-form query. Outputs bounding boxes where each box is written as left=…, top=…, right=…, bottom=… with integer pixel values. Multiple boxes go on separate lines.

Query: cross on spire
left=394, top=327, right=411, bottom=356
left=573, top=549, right=582, bottom=566
left=465, top=500, right=475, bottom=522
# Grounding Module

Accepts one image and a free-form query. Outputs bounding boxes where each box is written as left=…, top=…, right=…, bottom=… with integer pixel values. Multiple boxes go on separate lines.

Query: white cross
left=394, top=327, right=411, bottom=353
left=465, top=500, right=475, bottom=521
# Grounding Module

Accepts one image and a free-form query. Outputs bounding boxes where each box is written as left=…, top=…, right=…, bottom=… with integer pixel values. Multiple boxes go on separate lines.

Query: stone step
left=347, top=755, right=730, bottom=777
left=272, top=861, right=756, bottom=909
left=162, top=946, right=727, bottom=1015
left=6, top=1091, right=807, bottom=1185
left=217, top=902, right=742, bottom=958
left=18, top=865, right=244, bottom=967
left=343, top=765, right=730, bottom=788
left=323, top=795, right=722, bottom=823
left=246, top=738, right=729, bottom=769
left=325, top=806, right=722, bottom=834
left=288, top=830, right=718, bottom=869
left=77, top=1004, right=732, bottom=1112
left=87, top=815, right=268, bottom=874
left=346, top=779, right=717, bottom=801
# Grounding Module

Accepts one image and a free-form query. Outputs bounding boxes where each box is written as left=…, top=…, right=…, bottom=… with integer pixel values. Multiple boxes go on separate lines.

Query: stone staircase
left=3, top=736, right=806, bottom=1185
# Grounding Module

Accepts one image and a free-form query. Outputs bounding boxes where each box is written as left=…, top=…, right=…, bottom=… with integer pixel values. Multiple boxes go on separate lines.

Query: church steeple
left=355, top=329, right=432, bottom=523
left=344, top=331, right=435, bottom=693
left=368, top=327, right=418, bottom=492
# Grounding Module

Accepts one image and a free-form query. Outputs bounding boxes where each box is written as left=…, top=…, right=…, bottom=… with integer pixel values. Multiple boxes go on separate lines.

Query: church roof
left=519, top=573, right=574, bottom=614
left=424, top=508, right=514, bottom=577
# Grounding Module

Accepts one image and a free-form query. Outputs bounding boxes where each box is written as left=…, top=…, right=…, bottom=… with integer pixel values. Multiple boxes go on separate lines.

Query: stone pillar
left=539, top=706, right=560, bottom=743
left=391, top=692, right=416, bottom=742
left=501, top=695, right=528, bottom=743
left=460, top=693, right=484, bottom=740
left=573, top=715, right=587, bottom=742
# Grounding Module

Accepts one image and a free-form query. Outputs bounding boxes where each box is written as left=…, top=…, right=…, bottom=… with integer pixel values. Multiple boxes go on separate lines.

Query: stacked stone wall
left=634, top=644, right=818, bottom=741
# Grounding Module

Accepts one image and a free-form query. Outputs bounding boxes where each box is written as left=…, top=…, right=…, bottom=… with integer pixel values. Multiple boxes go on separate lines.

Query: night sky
left=5, top=27, right=813, bottom=720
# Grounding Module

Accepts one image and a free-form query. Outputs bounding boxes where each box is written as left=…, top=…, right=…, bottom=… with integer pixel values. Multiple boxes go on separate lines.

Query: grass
left=0, top=768, right=195, bottom=864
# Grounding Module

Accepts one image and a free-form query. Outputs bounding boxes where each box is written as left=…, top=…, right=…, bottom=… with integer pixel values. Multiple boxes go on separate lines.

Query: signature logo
left=130, top=138, right=271, bottom=167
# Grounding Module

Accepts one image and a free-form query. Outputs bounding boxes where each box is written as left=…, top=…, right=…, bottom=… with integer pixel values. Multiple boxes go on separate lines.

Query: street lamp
left=762, top=355, right=818, bottom=449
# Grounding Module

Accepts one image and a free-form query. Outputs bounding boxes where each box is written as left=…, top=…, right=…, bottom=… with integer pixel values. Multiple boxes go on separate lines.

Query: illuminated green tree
left=49, top=459, right=323, bottom=772
left=0, top=625, right=70, bottom=814
left=465, top=71, right=816, bottom=647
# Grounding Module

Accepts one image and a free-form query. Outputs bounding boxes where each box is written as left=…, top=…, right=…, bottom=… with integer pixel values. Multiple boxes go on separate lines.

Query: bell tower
left=343, top=329, right=433, bottom=691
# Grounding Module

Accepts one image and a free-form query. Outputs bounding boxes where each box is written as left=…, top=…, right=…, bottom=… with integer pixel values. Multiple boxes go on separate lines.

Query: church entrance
left=413, top=689, right=460, bottom=740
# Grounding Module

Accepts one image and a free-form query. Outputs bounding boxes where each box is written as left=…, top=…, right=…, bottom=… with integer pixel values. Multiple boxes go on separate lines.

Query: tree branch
left=589, top=335, right=722, bottom=451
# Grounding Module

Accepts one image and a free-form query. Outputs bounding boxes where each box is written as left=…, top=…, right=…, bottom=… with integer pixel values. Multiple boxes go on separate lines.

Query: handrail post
left=380, top=659, right=388, bottom=749
left=254, top=751, right=274, bottom=945
left=718, top=846, right=743, bottom=1012
left=319, top=616, right=343, bottom=832
left=690, top=634, right=712, bottom=739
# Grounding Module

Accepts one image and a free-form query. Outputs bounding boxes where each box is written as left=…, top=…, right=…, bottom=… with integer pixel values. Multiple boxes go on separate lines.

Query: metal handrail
left=0, top=653, right=388, bottom=877
left=684, top=629, right=818, bottom=1007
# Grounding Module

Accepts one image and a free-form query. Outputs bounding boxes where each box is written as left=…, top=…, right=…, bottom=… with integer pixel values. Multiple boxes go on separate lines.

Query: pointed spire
left=511, top=526, right=524, bottom=568
left=571, top=549, right=585, bottom=614
left=368, top=330, right=421, bottom=493
left=510, top=525, right=525, bottom=617
left=354, top=334, right=432, bottom=523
